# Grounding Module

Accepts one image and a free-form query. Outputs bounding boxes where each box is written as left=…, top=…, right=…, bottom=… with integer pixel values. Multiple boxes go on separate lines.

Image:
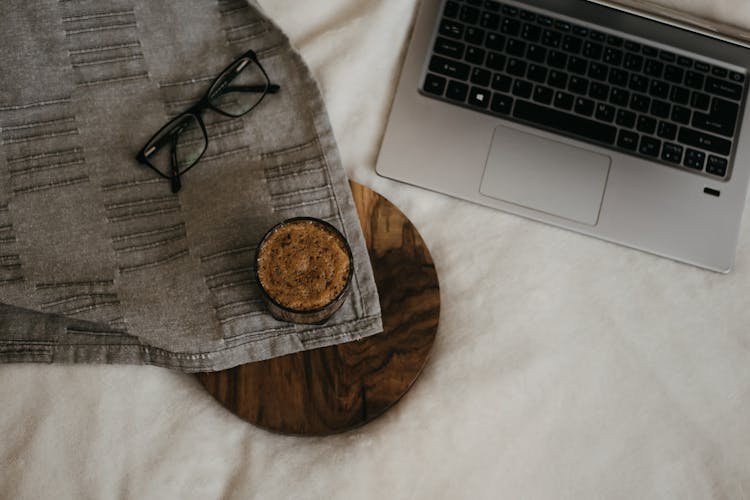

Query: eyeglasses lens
left=208, top=57, right=270, bottom=117
left=144, top=114, right=207, bottom=176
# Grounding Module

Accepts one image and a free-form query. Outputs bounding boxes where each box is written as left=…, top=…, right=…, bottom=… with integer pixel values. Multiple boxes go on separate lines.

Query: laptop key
left=435, top=37, right=465, bottom=59
left=582, top=41, right=603, bottom=59
left=522, top=23, right=541, bottom=42
left=471, top=67, right=492, bottom=86
left=617, top=129, right=639, bottom=150
left=533, top=85, right=554, bottom=104
left=548, top=50, right=568, bottom=68
left=440, top=20, right=464, bottom=39
left=528, top=64, right=548, bottom=83
left=548, top=70, right=568, bottom=89
left=446, top=81, right=469, bottom=102
left=671, top=105, right=691, bottom=124
left=679, top=127, right=732, bottom=155
left=444, top=1, right=460, bottom=19
left=616, top=109, right=636, bottom=128
left=568, top=75, right=589, bottom=95
left=649, top=80, right=669, bottom=99
left=490, top=93, right=514, bottom=114
left=685, top=70, right=704, bottom=89
left=670, top=86, right=690, bottom=105
left=639, top=136, right=661, bottom=157
left=568, top=56, right=588, bottom=75
left=574, top=97, right=595, bottom=116
left=507, top=58, right=527, bottom=77
left=469, top=87, right=491, bottom=108
left=485, top=33, right=505, bottom=51
left=562, top=35, right=582, bottom=54
left=610, top=87, right=630, bottom=106
left=644, top=59, right=663, bottom=77
left=692, top=97, right=739, bottom=137
left=683, top=149, right=705, bottom=170
left=603, top=47, right=623, bottom=66
left=514, top=99, right=617, bottom=144
left=527, top=44, right=547, bottom=63
left=664, top=65, right=684, bottom=84
left=481, top=11, right=501, bottom=30
left=507, top=39, right=527, bottom=57
left=650, top=99, right=670, bottom=119
left=624, top=53, right=644, bottom=71
left=637, top=115, right=657, bottom=134
left=705, top=76, right=743, bottom=101
left=486, top=52, right=506, bottom=71
left=492, top=73, right=512, bottom=92
left=588, top=62, right=608, bottom=81
left=459, top=5, right=480, bottom=25
left=430, top=55, right=470, bottom=80
left=695, top=61, right=710, bottom=72
left=423, top=74, right=447, bottom=96
left=706, top=155, right=728, bottom=176
left=512, top=80, right=533, bottom=98
left=465, top=27, right=485, bottom=45
left=542, top=29, right=562, bottom=48
left=608, top=68, right=628, bottom=87
left=589, top=82, right=609, bottom=100
left=657, top=121, right=677, bottom=140
left=629, top=74, right=649, bottom=92
left=691, top=92, right=710, bottom=110
left=500, top=17, right=520, bottom=36
left=630, top=93, right=650, bottom=112
left=661, top=143, right=683, bottom=164
left=595, top=103, right=616, bottom=122
left=553, top=91, right=575, bottom=110
left=466, top=46, right=486, bottom=65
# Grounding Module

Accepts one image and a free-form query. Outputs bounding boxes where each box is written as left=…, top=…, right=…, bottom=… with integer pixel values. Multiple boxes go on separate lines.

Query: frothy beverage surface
left=257, top=220, right=351, bottom=311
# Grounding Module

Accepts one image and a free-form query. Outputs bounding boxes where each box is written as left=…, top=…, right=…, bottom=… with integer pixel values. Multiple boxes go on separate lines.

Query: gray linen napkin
left=0, top=0, right=382, bottom=372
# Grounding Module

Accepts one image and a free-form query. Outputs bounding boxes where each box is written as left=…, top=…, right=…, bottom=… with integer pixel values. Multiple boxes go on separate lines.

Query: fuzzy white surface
left=2, top=1, right=750, bottom=499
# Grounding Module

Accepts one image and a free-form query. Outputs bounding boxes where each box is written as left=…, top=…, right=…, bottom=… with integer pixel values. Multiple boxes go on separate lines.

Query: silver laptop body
left=376, top=0, right=750, bottom=272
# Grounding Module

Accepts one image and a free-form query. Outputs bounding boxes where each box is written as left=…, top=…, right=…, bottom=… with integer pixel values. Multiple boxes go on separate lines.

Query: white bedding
left=2, top=1, right=750, bottom=498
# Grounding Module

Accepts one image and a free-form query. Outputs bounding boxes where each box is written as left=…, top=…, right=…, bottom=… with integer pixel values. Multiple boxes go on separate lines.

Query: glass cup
left=255, top=217, right=353, bottom=324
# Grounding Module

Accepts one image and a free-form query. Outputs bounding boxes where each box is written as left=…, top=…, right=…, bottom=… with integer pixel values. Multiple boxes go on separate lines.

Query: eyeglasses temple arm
left=214, top=84, right=281, bottom=97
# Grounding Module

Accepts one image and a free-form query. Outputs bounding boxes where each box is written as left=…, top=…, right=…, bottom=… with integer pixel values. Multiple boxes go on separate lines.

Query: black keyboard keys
left=706, top=155, right=728, bottom=176
left=639, top=136, right=661, bottom=157
left=661, top=143, right=683, bottom=164
left=692, top=97, right=739, bottom=137
left=430, top=55, right=470, bottom=80
left=514, top=99, right=617, bottom=144
left=491, top=93, right=513, bottom=114
left=424, top=74, right=447, bottom=96
left=469, top=87, right=491, bottom=108
left=446, top=81, right=469, bottom=102
left=684, top=149, right=706, bottom=170
left=618, top=129, right=639, bottom=150
left=424, top=5, right=745, bottom=180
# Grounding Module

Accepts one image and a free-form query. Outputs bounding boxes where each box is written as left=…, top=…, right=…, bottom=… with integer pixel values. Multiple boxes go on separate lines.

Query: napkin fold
left=0, top=0, right=382, bottom=372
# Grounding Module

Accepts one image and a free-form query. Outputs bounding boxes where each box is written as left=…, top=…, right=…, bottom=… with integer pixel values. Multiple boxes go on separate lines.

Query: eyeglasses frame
left=135, top=49, right=280, bottom=193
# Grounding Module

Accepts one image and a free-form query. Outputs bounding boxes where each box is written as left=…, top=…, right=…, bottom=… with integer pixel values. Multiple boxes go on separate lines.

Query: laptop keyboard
left=422, top=0, right=747, bottom=179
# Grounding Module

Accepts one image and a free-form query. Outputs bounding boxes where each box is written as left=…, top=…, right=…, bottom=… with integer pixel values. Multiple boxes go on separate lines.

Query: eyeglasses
left=136, top=49, right=280, bottom=193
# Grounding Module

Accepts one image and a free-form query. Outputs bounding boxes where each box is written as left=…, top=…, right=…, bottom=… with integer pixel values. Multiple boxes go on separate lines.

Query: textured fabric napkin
left=0, top=0, right=382, bottom=372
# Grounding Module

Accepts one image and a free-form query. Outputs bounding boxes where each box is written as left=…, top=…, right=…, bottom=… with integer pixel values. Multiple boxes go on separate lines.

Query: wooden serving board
left=197, top=181, right=440, bottom=435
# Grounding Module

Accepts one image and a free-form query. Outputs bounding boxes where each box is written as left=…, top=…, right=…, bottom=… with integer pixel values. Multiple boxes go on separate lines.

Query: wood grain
left=197, top=181, right=439, bottom=435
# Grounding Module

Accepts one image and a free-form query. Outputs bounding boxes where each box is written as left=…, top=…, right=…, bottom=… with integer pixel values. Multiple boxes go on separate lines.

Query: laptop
left=375, top=0, right=750, bottom=272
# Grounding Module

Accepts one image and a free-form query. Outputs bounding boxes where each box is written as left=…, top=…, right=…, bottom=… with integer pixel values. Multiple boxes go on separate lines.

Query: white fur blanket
left=2, top=1, right=749, bottom=498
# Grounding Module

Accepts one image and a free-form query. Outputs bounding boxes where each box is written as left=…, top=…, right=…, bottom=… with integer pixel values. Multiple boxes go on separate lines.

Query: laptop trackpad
left=479, top=126, right=611, bottom=226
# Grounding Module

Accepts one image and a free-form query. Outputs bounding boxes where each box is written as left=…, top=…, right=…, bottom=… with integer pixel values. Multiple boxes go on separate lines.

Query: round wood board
left=196, top=181, right=440, bottom=435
